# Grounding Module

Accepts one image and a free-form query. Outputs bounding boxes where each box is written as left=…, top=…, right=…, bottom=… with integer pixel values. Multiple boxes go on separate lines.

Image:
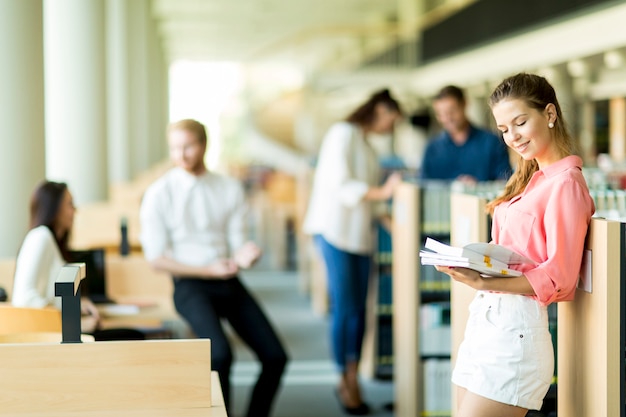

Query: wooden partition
left=391, top=182, right=421, bottom=417
left=558, top=218, right=625, bottom=417
left=101, top=254, right=183, bottom=334
left=449, top=192, right=490, bottom=405
left=70, top=201, right=141, bottom=252
left=0, top=339, right=222, bottom=416
left=105, top=254, right=173, bottom=301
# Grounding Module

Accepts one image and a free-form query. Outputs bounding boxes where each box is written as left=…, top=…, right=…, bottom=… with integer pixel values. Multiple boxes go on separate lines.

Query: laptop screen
left=67, top=249, right=110, bottom=303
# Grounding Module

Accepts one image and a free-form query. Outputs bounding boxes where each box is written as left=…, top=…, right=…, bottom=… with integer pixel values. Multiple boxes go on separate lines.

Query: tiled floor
left=231, top=269, right=395, bottom=417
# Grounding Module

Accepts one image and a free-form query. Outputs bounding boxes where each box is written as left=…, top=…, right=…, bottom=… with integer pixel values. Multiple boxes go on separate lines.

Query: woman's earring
left=548, top=122, right=554, bottom=129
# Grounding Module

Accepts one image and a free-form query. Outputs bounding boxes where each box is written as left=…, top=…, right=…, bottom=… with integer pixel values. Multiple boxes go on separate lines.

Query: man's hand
left=205, top=259, right=239, bottom=279
left=455, top=174, right=477, bottom=185
left=233, top=241, right=262, bottom=269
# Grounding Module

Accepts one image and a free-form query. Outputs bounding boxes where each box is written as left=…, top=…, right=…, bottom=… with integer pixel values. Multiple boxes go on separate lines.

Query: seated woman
left=12, top=180, right=143, bottom=340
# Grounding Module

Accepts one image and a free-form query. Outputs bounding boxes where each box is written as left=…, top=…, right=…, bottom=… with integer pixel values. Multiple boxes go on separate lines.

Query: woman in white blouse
left=303, top=89, right=403, bottom=415
left=12, top=181, right=100, bottom=333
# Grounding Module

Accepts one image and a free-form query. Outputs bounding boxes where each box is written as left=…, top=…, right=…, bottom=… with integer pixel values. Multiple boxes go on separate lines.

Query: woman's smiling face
left=492, top=98, right=559, bottom=169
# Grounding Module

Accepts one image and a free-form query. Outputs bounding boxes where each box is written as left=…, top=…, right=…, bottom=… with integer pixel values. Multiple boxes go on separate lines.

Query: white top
left=303, top=122, right=381, bottom=254
left=12, top=225, right=64, bottom=309
left=140, top=168, right=248, bottom=265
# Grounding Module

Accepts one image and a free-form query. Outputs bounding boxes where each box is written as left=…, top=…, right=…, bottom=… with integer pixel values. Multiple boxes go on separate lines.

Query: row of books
left=416, top=180, right=506, bottom=236
left=377, top=273, right=392, bottom=311
left=589, top=188, right=626, bottom=221
left=422, top=358, right=452, bottom=416
left=377, top=320, right=393, bottom=376
left=421, top=302, right=451, bottom=356
left=420, top=182, right=451, bottom=235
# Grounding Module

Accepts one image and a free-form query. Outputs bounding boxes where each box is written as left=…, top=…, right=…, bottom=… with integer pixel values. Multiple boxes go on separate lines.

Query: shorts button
left=519, top=334, right=524, bottom=338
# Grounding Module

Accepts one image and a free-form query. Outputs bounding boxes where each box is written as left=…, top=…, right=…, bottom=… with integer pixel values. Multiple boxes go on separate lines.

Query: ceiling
left=151, top=0, right=478, bottom=76
left=152, top=0, right=399, bottom=71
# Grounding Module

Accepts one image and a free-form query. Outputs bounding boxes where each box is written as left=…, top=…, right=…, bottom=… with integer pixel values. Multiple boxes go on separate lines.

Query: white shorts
left=451, top=291, right=554, bottom=411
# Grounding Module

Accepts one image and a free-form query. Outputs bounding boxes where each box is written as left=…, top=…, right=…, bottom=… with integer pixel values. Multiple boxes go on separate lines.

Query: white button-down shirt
left=140, top=168, right=248, bottom=266
left=303, top=122, right=381, bottom=254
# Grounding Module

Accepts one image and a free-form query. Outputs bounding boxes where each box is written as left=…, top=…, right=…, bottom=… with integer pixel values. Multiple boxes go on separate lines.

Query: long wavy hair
left=486, top=73, right=578, bottom=214
left=29, top=181, right=71, bottom=261
left=345, top=89, right=402, bottom=129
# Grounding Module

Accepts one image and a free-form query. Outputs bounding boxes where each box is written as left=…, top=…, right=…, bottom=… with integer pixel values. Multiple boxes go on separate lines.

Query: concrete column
left=0, top=0, right=46, bottom=257
left=579, top=101, right=596, bottom=165
left=572, top=75, right=596, bottom=165
left=44, top=0, right=108, bottom=205
left=106, top=0, right=132, bottom=183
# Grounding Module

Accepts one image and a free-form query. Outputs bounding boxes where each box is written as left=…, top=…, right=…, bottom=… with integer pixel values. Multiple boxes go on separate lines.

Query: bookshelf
left=448, top=192, right=491, bottom=417
left=361, top=223, right=394, bottom=380
left=392, top=183, right=507, bottom=417
left=392, top=182, right=453, bottom=417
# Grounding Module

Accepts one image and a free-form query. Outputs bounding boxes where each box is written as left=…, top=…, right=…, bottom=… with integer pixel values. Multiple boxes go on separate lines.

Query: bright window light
left=169, top=61, right=244, bottom=170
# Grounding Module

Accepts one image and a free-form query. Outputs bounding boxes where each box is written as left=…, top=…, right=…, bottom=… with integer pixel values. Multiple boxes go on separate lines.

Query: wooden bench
left=0, top=339, right=226, bottom=416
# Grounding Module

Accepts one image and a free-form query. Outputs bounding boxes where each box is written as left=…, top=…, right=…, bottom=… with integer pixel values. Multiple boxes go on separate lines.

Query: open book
left=419, top=237, right=536, bottom=278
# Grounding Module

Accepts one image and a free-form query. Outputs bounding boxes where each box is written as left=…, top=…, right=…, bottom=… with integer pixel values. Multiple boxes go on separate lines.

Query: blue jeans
left=315, top=235, right=371, bottom=372
left=173, top=276, right=288, bottom=417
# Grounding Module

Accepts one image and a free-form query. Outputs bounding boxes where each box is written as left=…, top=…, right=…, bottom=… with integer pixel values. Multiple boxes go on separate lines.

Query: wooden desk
left=97, top=297, right=185, bottom=337
left=6, top=372, right=227, bottom=417
left=0, top=339, right=226, bottom=416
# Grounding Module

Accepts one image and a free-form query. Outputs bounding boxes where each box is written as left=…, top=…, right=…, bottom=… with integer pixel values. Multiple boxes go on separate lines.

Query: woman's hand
left=435, top=266, right=536, bottom=295
left=435, top=266, right=483, bottom=290
left=80, top=297, right=101, bottom=333
left=81, top=297, right=100, bottom=320
left=81, top=314, right=100, bottom=334
left=382, top=172, right=403, bottom=199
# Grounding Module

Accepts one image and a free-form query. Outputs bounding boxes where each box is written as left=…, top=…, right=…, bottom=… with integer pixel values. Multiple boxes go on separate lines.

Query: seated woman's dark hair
left=30, top=180, right=70, bottom=258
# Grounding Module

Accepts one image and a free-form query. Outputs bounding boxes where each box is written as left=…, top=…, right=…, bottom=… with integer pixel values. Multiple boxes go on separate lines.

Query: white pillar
left=106, top=0, right=132, bottom=183
left=146, top=8, right=168, bottom=166
left=128, top=0, right=151, bottom=176
left=0, top=0, right=46, bottom=257
left=108, top=0, right=168, bottom=182
left=44, top=0, right=108, bottom=205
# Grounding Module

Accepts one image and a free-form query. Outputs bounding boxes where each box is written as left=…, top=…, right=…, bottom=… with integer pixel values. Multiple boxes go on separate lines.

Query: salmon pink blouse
left=492, top=156, right=595, bottom=305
